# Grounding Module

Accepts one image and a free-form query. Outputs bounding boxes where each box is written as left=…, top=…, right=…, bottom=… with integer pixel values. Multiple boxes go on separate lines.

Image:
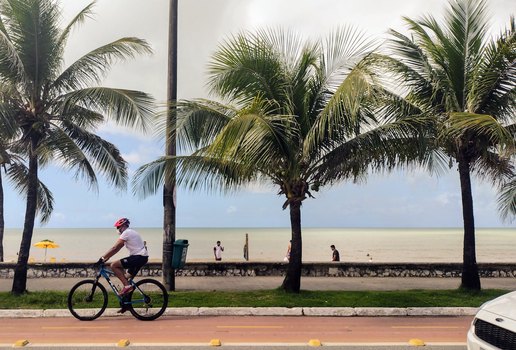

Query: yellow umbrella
left=34, top=239, right=59, bottom=262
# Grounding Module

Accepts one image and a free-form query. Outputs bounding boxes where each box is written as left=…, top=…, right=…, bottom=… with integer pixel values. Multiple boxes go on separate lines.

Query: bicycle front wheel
left=67, top=280, right=108, bottom=321
left=128, top=279, right=168, bottom=321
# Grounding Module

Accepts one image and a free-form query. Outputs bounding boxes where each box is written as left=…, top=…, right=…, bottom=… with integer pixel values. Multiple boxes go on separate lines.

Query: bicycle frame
left=94, top=264, right=146, bottom=307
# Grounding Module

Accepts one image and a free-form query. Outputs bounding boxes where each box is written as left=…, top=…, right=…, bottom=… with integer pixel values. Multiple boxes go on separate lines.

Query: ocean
left=3, top=227, right=516, bottom=264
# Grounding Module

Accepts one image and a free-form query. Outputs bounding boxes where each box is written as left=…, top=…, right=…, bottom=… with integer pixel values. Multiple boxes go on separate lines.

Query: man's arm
left=101, top=239, right=125, bottom=261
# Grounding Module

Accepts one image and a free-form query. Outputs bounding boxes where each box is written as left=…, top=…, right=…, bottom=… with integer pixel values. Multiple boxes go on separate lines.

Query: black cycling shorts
left=121, top=255, right=148, bottom=277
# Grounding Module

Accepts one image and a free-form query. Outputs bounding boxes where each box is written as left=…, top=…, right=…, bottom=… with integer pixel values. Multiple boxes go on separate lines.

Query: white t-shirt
left=120, top=228, right=148, bottom=256
left=214, top=244, right=223, bottom=259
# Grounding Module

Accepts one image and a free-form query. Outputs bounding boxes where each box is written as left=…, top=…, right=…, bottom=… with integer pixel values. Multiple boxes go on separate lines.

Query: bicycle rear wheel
left=128, top=279, right=168, bottom=321
left=67, top=280, right=108, bottom=321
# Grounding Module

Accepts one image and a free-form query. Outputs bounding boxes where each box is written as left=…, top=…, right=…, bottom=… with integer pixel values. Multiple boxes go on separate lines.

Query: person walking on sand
left=214, top=241, right=224, bottom=261
left=331, top=244, right=340, bottom=262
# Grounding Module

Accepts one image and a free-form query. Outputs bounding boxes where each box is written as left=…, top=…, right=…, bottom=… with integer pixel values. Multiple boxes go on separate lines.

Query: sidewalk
left=2, top=276, right=516, bottom=292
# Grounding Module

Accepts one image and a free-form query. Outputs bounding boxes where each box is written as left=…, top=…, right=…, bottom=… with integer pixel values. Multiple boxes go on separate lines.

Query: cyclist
left=98, top=218, right=148, bottom=297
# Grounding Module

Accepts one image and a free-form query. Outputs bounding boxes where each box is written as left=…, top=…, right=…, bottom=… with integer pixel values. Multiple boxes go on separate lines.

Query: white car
left=467, top=291, right=516, bottom=350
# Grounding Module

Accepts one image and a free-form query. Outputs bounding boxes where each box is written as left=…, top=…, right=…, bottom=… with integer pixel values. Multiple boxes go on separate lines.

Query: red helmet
left=114, top=218, right=130, bottom=228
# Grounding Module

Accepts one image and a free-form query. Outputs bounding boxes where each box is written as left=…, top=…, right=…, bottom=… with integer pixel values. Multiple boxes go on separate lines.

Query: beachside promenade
left=2, top=275, right=516, bottom=292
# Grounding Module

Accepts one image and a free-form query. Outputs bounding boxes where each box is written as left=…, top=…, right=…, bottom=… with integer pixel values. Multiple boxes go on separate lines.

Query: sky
left=3, top=0, right=516, bottom=229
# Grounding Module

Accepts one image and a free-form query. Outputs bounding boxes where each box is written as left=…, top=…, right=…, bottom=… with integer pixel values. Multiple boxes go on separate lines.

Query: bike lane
left=0, top=315, right=471, bottom=346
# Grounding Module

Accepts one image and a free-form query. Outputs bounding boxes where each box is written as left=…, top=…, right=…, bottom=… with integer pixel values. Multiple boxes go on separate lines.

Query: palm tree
left=0, top=0, right=155, bottom=294
left=161, top=0, right=178, bottom=291
left=372, top=0, right=515, bottom=290
left=134, top=28, right=428, bottom=292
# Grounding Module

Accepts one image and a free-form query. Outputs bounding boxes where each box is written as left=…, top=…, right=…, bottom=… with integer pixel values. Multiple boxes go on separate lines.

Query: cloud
left=52, top=212, right=66, bottom=221
left=97, top=121, right=157, bottom=141
left=226, top=206, right=237, bottom=214
left=435, top=192, right=453, bottom=206
left=122, top=144, right=162, bottom=168
left=434, top=193, right=450, bottom=206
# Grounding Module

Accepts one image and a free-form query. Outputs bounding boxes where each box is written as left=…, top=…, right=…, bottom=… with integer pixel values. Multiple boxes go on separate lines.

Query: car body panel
left=467, top=291, right=516, bottom=350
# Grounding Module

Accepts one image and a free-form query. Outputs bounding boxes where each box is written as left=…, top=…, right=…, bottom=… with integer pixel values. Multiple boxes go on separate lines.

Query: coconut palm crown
left=134, top=27, right=430, bottom=292
left=372, top=0, right=515, bottom=290
left=0, top=0, right=155, bottom=294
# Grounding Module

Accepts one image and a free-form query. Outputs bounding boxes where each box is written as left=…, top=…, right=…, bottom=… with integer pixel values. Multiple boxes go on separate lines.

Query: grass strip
left=0, top=289, right=508, bottom=309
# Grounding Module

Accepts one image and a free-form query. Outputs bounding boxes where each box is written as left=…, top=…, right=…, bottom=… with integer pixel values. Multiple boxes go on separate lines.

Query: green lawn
left=0, top=289, right=508, bottom=309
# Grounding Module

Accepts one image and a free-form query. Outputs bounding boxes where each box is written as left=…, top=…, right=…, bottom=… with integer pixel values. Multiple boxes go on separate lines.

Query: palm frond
left=57, top=104, right=105, bottom=130
left=53, top=37, right=152, bottom=92
left=176, top=154, right=257, bottom=194
left=0, top=100, right=18, bottom=138
left=469, top=17, right=516, bottom=119
left=498, top=178, right=516, bottom=222
left=60, top=87, right=155, bottom=132
left=132, top=156, right=172, bottom=199
left=207, top=100, right=297, bottom=168
left=5, top=162, right=54, bottom=224
left=207, top=29, right=288, bottom=105
left=175, top=99, right=235, bottom=153
left=446, top=112, right=515, bottom=154
left=38, top=127, right=99, bottom=192
left=4, top=0, right=62, bottom=87
left=444, top=0, right=489, bottom=56
left=472, top=150, right=514, bottom=185
left=133, top=154, right=256, bottom=199
left=35, top=179, right=54, bottom=223
left=322, top=26, right=376, bottom=90
left=47, top=122, right=128, bottom=190
left=0, top=5, right=27, bottom=82
left=56, top=1, right=96, bottom=50
left=314, top=115, right=436, bottom=184
left=381, top=33, right=441, bottom=108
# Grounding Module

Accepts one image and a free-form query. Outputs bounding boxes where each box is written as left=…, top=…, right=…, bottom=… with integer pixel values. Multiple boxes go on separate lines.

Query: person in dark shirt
left=331, top=244, right=340, bottom=261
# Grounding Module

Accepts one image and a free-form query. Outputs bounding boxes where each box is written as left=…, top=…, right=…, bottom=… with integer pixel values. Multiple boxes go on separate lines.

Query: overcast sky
left=3, top=0, right=516, bottom=229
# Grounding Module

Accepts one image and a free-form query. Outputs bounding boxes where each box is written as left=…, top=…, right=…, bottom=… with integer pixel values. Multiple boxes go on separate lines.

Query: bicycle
left=67, top=262, right=168, bottom=321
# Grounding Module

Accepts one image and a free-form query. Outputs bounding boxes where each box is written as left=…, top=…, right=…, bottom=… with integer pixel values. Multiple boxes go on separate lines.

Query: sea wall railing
left=1, top=262, right=516, bottom=279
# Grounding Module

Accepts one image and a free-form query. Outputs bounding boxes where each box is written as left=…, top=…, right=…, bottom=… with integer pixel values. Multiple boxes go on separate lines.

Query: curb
left=0, top=306, right=478, bottom=318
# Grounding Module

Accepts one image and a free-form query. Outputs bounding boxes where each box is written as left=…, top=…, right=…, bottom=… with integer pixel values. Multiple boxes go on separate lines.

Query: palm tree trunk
left=162, top=0, right=178, bottom=291
left=281, top=200, right=302, bottom=293
left=12, top=148, right=38, bottom=295
left=0, top=169, right=4, bottom=262
left=457, top=157, right=481, bottom=290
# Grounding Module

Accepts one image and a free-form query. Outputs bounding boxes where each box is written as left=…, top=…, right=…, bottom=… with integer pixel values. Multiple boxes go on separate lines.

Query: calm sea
left=3, top=227, right=516, bottom=264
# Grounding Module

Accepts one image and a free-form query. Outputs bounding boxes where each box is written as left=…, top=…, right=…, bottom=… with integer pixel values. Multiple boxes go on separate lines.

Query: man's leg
left=110, top=260, right=129, bottom=287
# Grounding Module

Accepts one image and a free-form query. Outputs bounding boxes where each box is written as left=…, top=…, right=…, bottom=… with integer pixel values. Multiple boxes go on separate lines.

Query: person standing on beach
left=214, top=241, right=224, bottom=261
left=331, top=245, right=340, bottom=262
left=284, top=240, right=292, bottom=262
left=98, top=218, right=148, bottom=296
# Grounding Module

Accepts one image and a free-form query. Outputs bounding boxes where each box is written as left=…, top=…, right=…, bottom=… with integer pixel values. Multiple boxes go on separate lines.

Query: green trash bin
left=172, top=239, right=189, bottom=269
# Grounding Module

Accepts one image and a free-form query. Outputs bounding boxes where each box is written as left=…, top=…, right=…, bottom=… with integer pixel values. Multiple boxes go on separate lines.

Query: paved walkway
left=2, top=276, right=516, bottom=292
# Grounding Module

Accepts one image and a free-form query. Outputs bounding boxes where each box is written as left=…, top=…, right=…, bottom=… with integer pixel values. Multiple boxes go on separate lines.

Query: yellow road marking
left=42, top=326, right=110, bottom=330
left=216, top=326, right=284, bottom=329
left=392, top=326, right=461, bottom=329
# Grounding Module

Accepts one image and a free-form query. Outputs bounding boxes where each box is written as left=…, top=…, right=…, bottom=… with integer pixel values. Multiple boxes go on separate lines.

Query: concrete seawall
left=1, top=261, right=516, bottom=279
